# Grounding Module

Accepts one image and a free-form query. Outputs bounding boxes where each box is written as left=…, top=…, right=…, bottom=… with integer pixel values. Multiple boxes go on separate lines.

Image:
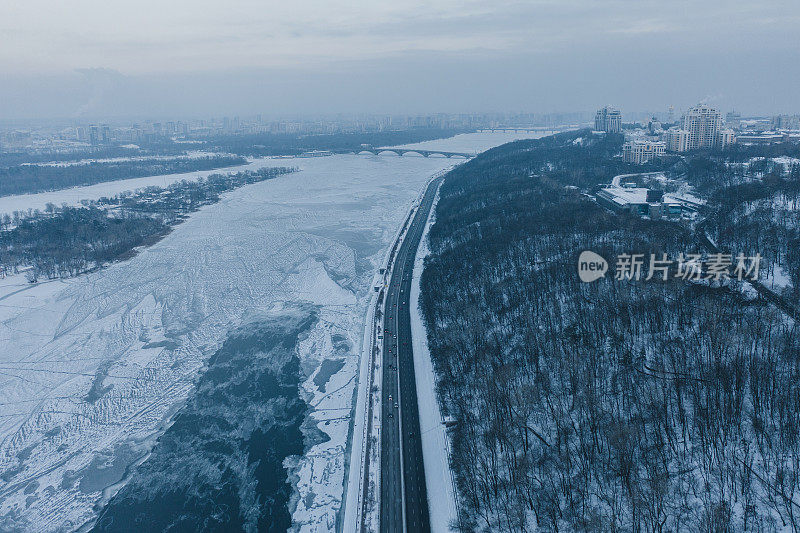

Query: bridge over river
left=337, top=148, right=475, bottom=159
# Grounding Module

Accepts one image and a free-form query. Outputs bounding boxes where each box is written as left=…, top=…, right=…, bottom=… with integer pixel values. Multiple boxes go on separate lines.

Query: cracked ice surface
left=0, top=154, right=455, bottom=532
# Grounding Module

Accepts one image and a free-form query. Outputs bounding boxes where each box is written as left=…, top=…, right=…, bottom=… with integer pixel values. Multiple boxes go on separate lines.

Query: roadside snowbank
left=409, top=186, right=458, bottom=532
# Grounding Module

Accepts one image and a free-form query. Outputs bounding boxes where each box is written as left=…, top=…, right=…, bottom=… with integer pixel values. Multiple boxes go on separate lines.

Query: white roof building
left=596, top=186, right=689, bottom=219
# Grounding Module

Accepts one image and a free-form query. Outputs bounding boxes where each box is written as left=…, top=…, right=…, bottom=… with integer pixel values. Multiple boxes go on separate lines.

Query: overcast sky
left=1, top=0, right=799, bottom=120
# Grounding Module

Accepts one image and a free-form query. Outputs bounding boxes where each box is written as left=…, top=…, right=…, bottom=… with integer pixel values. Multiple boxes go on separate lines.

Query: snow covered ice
left=386, top=130, right=556, bottom=154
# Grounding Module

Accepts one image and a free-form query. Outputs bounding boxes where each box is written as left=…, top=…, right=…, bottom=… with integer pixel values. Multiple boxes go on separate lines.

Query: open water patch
left=90, top=306, right=317, bottom=532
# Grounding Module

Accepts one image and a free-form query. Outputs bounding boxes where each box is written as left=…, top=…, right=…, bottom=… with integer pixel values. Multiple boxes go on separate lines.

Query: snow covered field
left=0, top=154, right=454, bottom=531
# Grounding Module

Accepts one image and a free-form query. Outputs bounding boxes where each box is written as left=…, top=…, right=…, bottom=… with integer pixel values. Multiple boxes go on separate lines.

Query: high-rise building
left=662, top=128, right=691, bottom=152
left=89, top=124, right=100, bottom=145
left=682, top=104, right=722, bottom=149
left=595, top=106, right=622, bottom=133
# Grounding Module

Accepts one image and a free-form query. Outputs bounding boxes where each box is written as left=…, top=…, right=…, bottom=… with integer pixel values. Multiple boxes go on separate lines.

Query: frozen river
left=0, top=131, right=549, bottom=531
left=385, top=129, right=560, bottom=153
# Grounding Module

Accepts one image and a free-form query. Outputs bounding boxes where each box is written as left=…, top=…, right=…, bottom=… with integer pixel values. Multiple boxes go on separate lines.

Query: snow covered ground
left=410, top=188, right=459, bottom=532
left=765, top=263, right=794, bottom=291
left=0, top=154, right=455, bottom=532
left=772, top=155, right=800, bottom=171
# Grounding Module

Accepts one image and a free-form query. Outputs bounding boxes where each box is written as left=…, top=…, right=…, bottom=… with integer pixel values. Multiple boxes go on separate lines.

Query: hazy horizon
left=2, top=0, right=799, bottom=120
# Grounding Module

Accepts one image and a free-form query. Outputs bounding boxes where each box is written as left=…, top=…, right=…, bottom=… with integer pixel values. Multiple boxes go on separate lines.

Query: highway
left=379, top=175, right=443, bottom=533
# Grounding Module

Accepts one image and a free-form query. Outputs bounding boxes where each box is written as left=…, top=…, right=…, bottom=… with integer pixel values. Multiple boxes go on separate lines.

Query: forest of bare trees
left=700, top=164, right=800, bottom=299
left=420, top=132, right=800, bottom=531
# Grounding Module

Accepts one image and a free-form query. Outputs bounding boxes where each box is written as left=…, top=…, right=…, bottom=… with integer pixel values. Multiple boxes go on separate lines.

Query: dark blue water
left=90, top=308, right=317, bottom=533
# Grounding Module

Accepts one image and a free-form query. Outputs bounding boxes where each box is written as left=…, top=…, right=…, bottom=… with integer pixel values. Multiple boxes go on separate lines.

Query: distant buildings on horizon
left=3, top=104, right=800, bottom=154
left=595, top=102, right=800, bottom=165
left=0, top=111, right=590, bottom=152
